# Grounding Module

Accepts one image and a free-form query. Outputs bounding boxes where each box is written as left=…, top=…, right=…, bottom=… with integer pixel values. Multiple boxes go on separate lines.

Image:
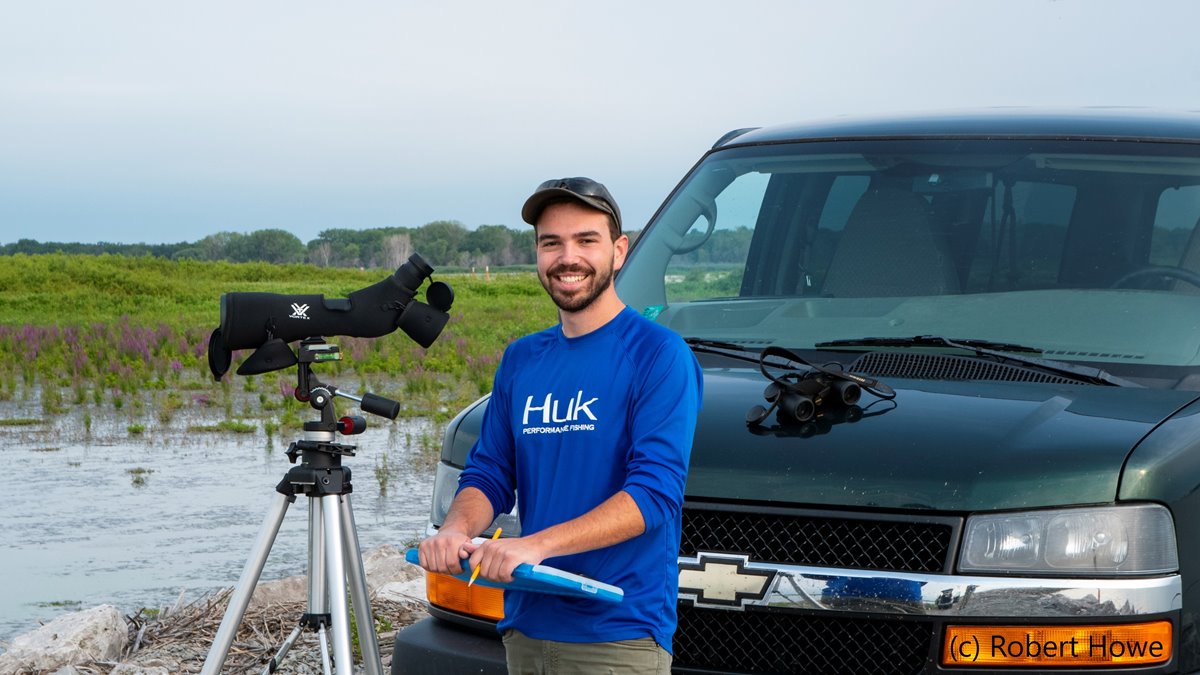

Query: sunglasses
left=536, top=177, right=616, bottom=206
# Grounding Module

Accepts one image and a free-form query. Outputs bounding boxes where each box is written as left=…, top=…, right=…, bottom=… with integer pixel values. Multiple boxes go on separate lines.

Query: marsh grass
left=188, top=420, right=256, bottom=434
left=374, top=453, right=394, bottom=495
left=1, top=254, right=556, bottom=431
left=127, top=466, right=153, bottom=487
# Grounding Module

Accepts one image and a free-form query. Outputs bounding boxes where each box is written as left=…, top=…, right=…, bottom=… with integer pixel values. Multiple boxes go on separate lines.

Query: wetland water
left=0, top=391, right=438, bottom=651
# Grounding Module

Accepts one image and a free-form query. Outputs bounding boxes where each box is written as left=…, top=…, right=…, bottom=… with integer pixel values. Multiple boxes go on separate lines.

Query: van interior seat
left=821, top=187, right=962, bottom=297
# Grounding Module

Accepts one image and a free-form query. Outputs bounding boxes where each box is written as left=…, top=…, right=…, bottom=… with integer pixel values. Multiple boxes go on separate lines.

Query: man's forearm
left=525, top=490, right=646, bottom=560
left=440, top=486, right=496, bottom=538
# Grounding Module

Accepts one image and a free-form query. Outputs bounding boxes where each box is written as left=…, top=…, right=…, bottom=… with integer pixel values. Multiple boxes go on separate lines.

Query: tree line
left=0, top=221, right=539, bottom=270
left=1, top=221, right=761, bottom=270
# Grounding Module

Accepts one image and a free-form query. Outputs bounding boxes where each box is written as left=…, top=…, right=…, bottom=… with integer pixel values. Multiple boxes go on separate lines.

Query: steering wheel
left=1111, top=266, right=1200, bottom=289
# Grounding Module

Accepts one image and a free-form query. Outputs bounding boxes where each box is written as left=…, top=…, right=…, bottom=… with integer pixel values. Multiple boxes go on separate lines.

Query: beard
left=539, top=260, right=615, bottom=313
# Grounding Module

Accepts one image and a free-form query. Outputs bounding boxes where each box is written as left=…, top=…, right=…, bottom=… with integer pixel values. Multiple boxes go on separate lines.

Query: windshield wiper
left=683, top=338, right=763, bottom=366
left=818, top=335, right=1041, bottom=353
left=815, top=335, right=1139, bottom=387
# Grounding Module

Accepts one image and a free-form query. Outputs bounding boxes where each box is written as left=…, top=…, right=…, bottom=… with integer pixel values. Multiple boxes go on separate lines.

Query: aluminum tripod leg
left=199, top=482, right=383, bottom=674
left=260, top=498, right=333, bottom=675
left=321, top=493, right=355, bottom=673
left=340, top=494, right=383, bottom=675
left=201, top=492, right=292, bottom=675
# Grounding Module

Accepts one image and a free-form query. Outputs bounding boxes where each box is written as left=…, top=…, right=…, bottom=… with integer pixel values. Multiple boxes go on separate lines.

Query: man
left=418, top=177, right=702, bottom=674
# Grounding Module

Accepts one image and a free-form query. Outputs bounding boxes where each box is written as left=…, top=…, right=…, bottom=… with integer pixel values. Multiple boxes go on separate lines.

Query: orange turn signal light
left=426, top=570, right=505, bottom=621
left=944, top=621, right=1172, bottom=667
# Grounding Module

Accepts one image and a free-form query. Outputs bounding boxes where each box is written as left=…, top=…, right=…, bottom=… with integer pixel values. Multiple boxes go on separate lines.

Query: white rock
left=247, top=574, right=309, bottom=609
left=0, top=605, right=127, bottom=675
left=363, top=544, right=424, bottom=593
left=376, top=578, right=427, bottom=605
left=245, top=544, right=425, bottom=609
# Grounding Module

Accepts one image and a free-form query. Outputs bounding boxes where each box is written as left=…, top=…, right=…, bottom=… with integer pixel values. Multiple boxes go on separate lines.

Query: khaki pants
left=502, top=629, right=672, bottom=675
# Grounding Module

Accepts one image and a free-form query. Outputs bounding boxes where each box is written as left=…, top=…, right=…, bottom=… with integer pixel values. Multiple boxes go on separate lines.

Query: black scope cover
left=217, top=254, right=432, bottom=350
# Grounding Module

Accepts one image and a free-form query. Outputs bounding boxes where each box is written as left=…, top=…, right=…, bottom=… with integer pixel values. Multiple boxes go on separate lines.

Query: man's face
left=535, top=201, right=628, bottom=314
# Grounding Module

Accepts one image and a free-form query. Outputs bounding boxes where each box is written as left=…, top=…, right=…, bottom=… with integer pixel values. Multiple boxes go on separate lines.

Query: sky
left=2, top=0, right=1198, bottom=246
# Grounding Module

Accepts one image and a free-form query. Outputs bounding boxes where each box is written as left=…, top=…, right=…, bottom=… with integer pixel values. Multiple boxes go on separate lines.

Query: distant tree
left=242, top=229, right=305, bottom=264
left=381, top=233, right=414, bottom=269
left=196, top=232, right=241, bottom=261
left=463, top=224, right=513, bottom=267
left=309, top=240, right=334, bottom=267
left=412, top=220, right=468, bottom=267
left=2, top=239, right=44, bottom=255
left=510, top=228, right=536, bottom=264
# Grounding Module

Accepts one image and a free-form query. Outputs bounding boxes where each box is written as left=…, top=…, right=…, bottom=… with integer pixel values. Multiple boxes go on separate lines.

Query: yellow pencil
left=468, top=527, right=502, bottom=587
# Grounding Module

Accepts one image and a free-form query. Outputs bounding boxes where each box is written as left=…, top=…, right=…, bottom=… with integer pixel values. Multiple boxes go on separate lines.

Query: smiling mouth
left=558, top=274, right=588, bottom=284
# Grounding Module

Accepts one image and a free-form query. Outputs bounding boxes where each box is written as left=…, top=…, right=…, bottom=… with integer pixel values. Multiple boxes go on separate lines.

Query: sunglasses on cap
left=522, top=176, right=622, bottom=230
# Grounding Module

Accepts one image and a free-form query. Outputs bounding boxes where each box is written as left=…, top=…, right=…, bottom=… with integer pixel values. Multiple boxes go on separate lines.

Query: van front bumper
left=392, top=610, right=506, bottom=675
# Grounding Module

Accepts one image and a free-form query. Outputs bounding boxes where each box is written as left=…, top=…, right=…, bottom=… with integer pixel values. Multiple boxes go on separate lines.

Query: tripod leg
left=201, top=492, right=293, bottom=675
left=339, top=494, right=384, bottom=675
left=318, top=624, right=334, bottom=675
left=321, top=493, right=356, bottom=671
left=260, top=496, right=338, bottom=674
left=308, top=496, right=329, bottom=615
left=260, top=625, right=303, bottom=675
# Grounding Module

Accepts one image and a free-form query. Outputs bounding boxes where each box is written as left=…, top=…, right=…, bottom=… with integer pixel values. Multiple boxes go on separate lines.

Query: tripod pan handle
left=361, top=392, right=400, bottom=420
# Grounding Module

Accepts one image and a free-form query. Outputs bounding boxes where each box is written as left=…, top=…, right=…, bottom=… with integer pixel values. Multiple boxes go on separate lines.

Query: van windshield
left=616, top=138, right=1200, bottom=375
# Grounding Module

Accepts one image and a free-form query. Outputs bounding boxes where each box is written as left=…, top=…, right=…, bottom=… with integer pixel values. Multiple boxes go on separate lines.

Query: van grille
left=673, top=604, right=932, bottom=675
left=680, top=506, right=953, bottom=572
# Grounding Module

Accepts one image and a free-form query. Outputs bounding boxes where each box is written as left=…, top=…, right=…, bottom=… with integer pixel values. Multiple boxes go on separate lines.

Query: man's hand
left=417, top=527, right=473, bottom=575
left=466, top=536, right=548, bottom=584
left=416, top=486, right=496, bottom=575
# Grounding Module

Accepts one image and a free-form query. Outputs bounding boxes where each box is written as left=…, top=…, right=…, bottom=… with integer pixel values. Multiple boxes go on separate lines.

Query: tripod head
left=284, top=338, right=401, bottom=467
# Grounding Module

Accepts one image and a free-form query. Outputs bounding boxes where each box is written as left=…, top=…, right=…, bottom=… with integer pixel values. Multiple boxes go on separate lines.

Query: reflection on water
left=0, top=393, right=438, bottom=649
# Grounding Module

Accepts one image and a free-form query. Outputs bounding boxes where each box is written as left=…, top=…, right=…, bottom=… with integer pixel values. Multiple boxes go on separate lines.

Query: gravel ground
left=64, top=591, right=424, bottom=674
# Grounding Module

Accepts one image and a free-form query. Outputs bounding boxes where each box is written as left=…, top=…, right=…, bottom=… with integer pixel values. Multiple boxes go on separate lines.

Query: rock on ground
left=0, top=605, right=126, bottom=675
left=2, top=545, right=429, bottom=674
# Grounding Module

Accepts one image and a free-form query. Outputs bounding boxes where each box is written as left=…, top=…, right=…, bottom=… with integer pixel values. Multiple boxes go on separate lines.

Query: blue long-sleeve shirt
left=457, top=306, right=702, bottom=651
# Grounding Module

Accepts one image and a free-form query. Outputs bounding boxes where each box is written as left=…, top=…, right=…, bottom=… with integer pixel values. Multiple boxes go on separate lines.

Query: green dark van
left=396, top=109, right=1200, bottom=674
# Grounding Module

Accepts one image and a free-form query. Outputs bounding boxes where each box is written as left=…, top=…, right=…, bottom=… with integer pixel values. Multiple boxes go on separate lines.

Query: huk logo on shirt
left=521, top=391, right=599, bottom=435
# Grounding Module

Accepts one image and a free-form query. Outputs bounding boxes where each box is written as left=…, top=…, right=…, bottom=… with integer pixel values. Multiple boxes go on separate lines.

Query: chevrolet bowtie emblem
left=678, top=552, right=776, bottom=609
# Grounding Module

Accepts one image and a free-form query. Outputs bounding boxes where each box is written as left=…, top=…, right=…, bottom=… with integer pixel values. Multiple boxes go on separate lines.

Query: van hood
left=688, top=367, right=1198, bottom=511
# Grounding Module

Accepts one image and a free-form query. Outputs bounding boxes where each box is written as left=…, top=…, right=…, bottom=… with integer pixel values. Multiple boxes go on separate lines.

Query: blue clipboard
left=405, top=548, right=623, bottom=603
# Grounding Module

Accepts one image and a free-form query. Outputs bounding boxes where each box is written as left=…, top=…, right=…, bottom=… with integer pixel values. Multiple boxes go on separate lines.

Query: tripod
left=202, top=340, right=399, bottom=675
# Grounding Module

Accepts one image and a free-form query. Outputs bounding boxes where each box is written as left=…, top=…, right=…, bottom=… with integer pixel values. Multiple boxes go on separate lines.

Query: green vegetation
left=188, top=420, right=256, bottom=434
left=127, top=467, right=153, bottom=487
left=33, top=600, right=83, bottom=609
left=0, top=254, right=556, bottom=432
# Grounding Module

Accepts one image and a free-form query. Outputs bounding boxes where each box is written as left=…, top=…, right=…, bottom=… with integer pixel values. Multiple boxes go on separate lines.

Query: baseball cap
left=521, top=177, right=622, bottom=231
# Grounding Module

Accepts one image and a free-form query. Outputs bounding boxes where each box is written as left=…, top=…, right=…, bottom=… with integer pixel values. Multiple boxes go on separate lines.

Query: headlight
left=428, top=461, right=521, bottom=535
left=429, top=461, right=462, bottom=528
left=960, top=504, right=1177, bottom=576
